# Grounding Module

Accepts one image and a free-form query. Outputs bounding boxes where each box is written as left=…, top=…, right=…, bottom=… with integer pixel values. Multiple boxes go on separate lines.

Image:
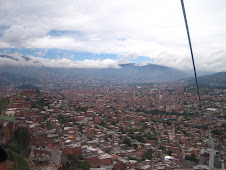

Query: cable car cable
left=180, top=0, right=203, bottom=118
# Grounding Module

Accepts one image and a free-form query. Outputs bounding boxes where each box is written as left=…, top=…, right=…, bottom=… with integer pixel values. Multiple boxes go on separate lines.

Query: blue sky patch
left=48, top=30, right=83, bottom=37
left=131, top=56, right=154, bottom=64
left=0, top=48, right=154, bottom=64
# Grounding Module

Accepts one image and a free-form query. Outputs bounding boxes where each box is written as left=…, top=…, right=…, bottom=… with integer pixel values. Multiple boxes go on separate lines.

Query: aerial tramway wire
left=180, top=0, right=203, bottom=118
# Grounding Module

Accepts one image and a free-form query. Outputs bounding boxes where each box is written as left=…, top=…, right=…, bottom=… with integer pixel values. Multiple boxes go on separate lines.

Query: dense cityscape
left=0, top=0, right=226, bottom=170
left=0, top=79, right=225, bottom=169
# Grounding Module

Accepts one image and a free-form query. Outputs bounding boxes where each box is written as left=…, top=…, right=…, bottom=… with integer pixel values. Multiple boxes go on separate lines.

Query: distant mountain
left=0, top=54, right=197, bottom=87
left=198, top=72, right=226, bottom=86
left=0, top=72, right=37, bottom=87
left=115, top=63, right=189, bottom=81
left=0, top=55, right=18, bottom=61
left=0, top=63, right=190, bottom=83
left=180, top=72, right=226, bottom=87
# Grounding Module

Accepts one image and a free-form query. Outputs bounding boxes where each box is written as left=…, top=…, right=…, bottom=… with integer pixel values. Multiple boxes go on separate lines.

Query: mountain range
left=0, top=54, right=225, bottom=88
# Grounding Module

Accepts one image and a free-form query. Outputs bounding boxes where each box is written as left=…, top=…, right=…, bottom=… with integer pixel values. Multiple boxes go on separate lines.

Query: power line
left=180, top=0, right=203, bottom=118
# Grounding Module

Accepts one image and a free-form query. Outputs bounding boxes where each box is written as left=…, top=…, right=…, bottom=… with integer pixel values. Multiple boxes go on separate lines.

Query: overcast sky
left=0, top=0, right=226, bottom=71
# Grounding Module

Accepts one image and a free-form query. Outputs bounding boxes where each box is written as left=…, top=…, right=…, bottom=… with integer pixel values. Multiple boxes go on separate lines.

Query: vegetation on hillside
left=0, top=98, right=9, bottom=111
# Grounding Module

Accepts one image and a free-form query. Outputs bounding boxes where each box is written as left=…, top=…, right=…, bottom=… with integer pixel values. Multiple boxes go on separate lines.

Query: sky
left=0, top=0, right=226, bottom=71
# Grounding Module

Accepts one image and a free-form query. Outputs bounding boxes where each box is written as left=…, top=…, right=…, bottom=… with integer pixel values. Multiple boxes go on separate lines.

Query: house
left=5, top=108, right=17, bottom=117
left=29, top=147, right=62, bottom=169
left=30, top=131, right=48, bottom=148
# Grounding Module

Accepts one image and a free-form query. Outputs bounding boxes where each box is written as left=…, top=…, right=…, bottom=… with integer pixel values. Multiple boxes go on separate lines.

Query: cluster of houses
left=0, top=86, right=225, bottom=169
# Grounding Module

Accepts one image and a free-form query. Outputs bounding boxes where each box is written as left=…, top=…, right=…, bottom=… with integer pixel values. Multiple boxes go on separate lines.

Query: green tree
left=212, top=129, right=223, bottom=136
left=135, top=135, right=145, bottom=143
left=123, top=138, right=132, bottom=147
left=99, top=120, right=107, bottom=128
left=159, top=145, right=165, bottom=151
left=0, top=98, right=9, bottom=111
left=182, top=130, right=188, bottom=136
left=14, top=128, right=30, bottom=147
left=77, top=161, right=90, bottom=170
left=133, top=144, right=138, bottom=149
left=47, top=123, right=53, bottom=130
left=185, top=153, right=199, bottom=163
left=7, top=128, right=30, bottom=154
left=142, top=149, right=153, bottom=160
left=167, top=149, right=172, bottom=156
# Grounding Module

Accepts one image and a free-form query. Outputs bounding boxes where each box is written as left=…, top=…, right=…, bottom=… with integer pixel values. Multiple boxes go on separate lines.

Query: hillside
left=198, top=72, right=226, bottom=86
left=181, top=72, right=226, bottom=87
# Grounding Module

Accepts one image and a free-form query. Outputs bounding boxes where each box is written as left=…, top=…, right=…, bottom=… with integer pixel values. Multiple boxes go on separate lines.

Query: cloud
left=34, top=49, right=48, bottom=57
left=2, top=25, right=48, bottom=48
left=0, top=53, right=120, bottom=69
left=154, top=48, right=226, bottom=72
left=30, top=35, right=83, bottom=49
left=66, top=54, right=75, bottom=59
left=0, top=0, right=226, bottom=71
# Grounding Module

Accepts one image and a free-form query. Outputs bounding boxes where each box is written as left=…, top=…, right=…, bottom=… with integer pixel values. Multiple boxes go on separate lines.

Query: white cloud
left=34, top=49, right=48, bottom=57
left=0, top=53, right=120, bottom=69
left=65, top=54, right=75, bottom=59
left=2, top=25, right=48, bottom=48
left=0, top=0, right=226, bottom=71
left=0, top=41, right=10, bottom=48
left=30, top=36, right=83, bottom=49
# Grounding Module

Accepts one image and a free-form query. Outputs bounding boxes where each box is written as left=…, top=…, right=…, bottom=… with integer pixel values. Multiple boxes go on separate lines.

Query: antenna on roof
left=180, top=0, right=203, bottom=118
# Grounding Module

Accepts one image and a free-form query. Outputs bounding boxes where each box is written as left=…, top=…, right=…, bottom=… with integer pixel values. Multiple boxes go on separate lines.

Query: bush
left=6, top=140, right=20, bottom=154
left=16, top=155, right=30, bottom=170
